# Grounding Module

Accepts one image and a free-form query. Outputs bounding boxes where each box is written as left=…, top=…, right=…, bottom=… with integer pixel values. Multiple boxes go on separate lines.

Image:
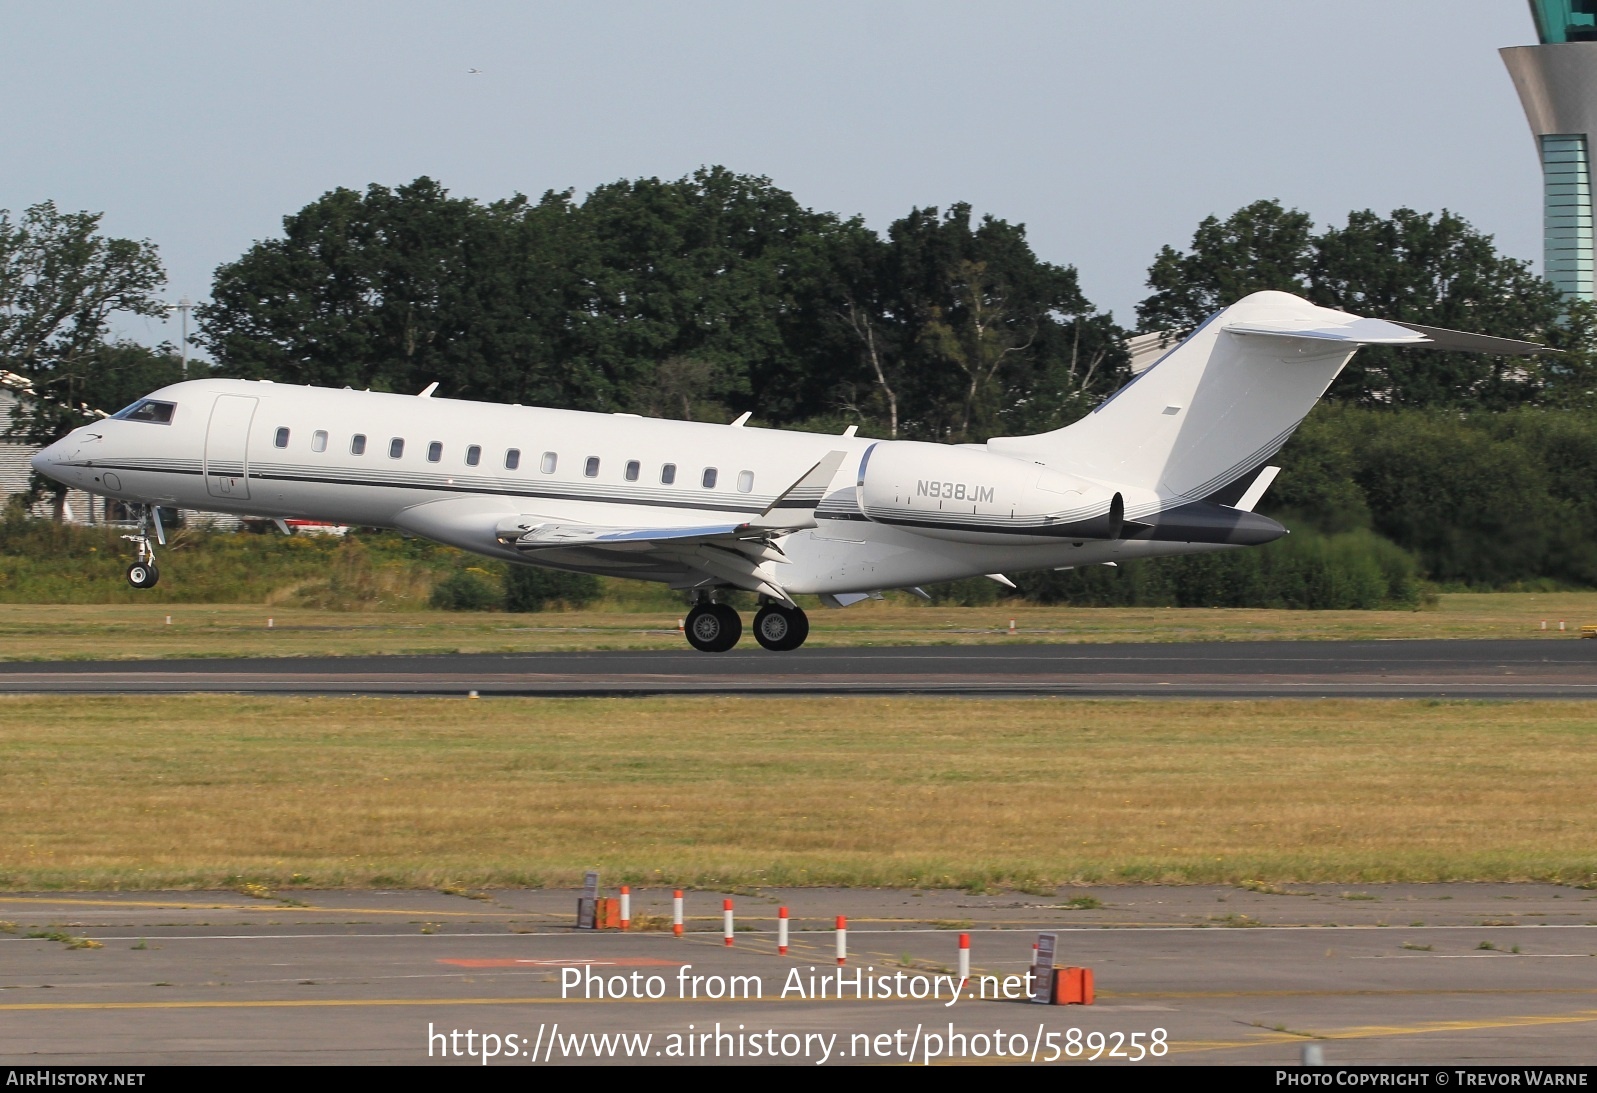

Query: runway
left=3, top=884, right=1594, bottom=1066
left=0, top=638, right=1593, bottom=698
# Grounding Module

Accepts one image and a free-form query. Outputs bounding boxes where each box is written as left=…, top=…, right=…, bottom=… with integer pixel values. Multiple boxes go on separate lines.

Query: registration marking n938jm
left=918, top=480, right=995, bottom=503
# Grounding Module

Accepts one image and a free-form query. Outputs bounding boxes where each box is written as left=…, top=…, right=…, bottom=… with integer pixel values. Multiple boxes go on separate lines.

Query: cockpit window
left=111, top=400, right=176, bottom=424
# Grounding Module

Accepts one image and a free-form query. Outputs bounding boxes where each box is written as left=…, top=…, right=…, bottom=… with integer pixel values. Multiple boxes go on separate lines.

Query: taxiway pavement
left=2, top=884, right=1594, bottom=1066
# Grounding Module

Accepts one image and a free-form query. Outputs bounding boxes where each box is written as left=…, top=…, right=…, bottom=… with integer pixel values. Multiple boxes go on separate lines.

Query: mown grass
left=2, top=695, right=1594, bottom=890
left=0, top=592, right=1589, bottom=661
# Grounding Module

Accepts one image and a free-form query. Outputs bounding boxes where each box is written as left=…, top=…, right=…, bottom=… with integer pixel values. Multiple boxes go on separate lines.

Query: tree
left=1136, top=201, right=1574, bottom=408
left=1135, top=199, right=1314, bottom=334
left=0, top=202, right=168, bottom=514
left=1311, top=208, right=1566, bottom=407
left=877, top=204, right=1124, bottom=442
left=198, top=178, right=580, bottom=405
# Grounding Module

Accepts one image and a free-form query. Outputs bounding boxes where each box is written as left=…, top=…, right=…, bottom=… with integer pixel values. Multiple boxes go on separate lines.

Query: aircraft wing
left=493, top=451, right=849, bottom=605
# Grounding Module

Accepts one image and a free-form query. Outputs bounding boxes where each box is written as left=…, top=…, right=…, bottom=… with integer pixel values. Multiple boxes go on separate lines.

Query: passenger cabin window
left=505, top=448, right=521, bottom=470
left=540, top=452, right=557, bottom=473
left=625, top=460, right=640, bottom=482
left=702, top=467, right=718, bottom=489
left=351, top=434, right=367, bottom=456
left=427, top=441, right=442, bottom=463
left=465, top=445, right=481, bottom=467
left=661, top=463, right=677, bottom=485
left=737, top=470, right=754, bottom=493
left=113, top=400, right=176, bottom=424
left=584, top=456, right=600, bottom=478
left=389, top=437, right=404, bottom=459
left=274, top=427, right=290, bottom=448
left=311, top=430, right=328, bottom=453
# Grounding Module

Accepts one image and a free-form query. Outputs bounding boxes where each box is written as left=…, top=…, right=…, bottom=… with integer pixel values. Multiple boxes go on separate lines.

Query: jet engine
left=854, top=441, right=1124, bottom=543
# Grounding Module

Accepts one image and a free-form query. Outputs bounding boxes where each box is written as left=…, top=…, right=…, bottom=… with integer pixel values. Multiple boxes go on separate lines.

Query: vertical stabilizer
left=985, top=292, right=1412, bottom=509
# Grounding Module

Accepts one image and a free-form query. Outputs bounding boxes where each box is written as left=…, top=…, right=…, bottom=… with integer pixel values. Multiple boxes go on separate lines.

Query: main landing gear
left=683, top=598, right=809, bottom=653
left=122, top=505, right=163, bottom=589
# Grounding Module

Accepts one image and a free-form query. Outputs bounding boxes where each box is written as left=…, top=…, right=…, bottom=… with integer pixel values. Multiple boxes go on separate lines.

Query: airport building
left=1502, top=1, right=1597, bottom=300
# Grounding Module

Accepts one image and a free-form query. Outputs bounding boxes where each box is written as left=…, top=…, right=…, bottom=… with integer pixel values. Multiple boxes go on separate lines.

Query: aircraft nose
left=31, top=441, right=65, bottom=478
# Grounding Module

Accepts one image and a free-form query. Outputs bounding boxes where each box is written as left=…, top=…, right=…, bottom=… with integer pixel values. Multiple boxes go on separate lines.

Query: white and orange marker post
left=620, top=885, right=631, bottom=931
left=1561, top=620, right=1568, bottom=631
left=835, top=915, right=847, bottom=965
left=723, top=899, right=735, bottom=946
left=672, top=890, right=684, bottom=937
left=957, top=932, right=970, bottom=987
left=777, top=907, right=789, bottom=955
left=1008, top=618, right=1017, bottom=634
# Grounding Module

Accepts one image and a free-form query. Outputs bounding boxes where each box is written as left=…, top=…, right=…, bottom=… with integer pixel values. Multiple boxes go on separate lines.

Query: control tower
left=1502, top=2, right=1597, bottom=300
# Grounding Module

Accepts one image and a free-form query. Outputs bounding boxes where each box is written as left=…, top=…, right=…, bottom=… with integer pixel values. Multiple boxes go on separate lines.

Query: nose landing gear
left=122, top=505, right=164, bottom=589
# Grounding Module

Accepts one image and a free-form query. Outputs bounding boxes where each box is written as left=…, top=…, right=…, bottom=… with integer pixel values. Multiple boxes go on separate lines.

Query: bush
left=1014, top=527, right=1428, bottom=610
left=503, top=565, right=601, bottom=612
left=428, top=568, right=502, bottom=611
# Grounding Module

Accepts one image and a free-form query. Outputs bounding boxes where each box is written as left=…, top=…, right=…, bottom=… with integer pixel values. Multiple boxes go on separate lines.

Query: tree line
left=5, top=172, right=1596, bottom=594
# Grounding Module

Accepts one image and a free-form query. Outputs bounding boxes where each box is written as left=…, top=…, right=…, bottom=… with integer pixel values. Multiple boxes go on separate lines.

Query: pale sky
left=1, top=1, right=1543, bottom=348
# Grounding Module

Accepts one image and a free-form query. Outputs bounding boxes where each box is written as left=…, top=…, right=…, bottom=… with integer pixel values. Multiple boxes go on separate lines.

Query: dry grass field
left=0, top=591, right=1594, bottom=661
left=2, top=694, right=1594, bottom=891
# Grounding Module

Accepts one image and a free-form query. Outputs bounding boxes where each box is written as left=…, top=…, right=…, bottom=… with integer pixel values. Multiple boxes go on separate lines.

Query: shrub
left=428, top=568, right=502, bottom=611
left=503, top=565, right=601, bottom=612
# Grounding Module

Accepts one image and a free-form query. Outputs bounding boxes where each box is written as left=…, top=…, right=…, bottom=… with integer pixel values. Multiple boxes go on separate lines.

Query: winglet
left=749, top=451, right=848, bottom=529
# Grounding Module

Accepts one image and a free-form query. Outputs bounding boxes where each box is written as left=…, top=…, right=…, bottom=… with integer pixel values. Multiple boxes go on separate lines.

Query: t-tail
left=987, top=290, right=1553, bottom=516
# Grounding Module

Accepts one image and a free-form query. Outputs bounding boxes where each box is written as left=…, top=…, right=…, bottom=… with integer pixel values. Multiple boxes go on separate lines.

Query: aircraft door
left=205, top=394, right=256, bottom=499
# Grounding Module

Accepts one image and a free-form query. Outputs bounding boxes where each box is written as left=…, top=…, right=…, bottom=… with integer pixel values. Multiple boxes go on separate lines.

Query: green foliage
left=428, top=568, right=502, bottom=611
left=923, top=576, right=1005, bottom=606
left=1137, top=202, right=1568, bottom=409
left=1273, top=406, right=1597, bottom=589
left=0, top=522, right=466, bottom=607
left=1136, top=199, right=1315, bottom=334
left=1016, top=528, right=1426, bottom=610
left=197, top=172, right=1126, bottom=442
left=503, top=565, right=601, bottom=612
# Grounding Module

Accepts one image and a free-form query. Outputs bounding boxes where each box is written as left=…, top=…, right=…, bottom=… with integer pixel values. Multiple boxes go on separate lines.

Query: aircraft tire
left=752, top=604, right=809, bottom=652
left=127, top=562, right=159, bottom=589
left=685, top=603, right=741, bottom=653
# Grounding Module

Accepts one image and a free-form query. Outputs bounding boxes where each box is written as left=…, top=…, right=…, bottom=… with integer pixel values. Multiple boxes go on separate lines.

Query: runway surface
left=0, top=638, right=1593, bottom=698
left=3, top=884, right=1594, bottom=1066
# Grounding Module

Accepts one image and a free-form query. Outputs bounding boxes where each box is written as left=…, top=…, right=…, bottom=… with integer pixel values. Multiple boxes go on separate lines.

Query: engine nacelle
left=855, top=441, right=1123, bottom=543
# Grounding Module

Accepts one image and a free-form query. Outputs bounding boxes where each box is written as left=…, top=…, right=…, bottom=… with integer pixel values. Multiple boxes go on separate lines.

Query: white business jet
left=31, top=291, right=1547, bottom=653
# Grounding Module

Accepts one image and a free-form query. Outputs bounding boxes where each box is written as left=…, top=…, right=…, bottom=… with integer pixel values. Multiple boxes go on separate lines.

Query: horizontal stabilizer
left=1225, top=316, right=1554, bottom=356
left=1223, top=315, right=1429, bottom=346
